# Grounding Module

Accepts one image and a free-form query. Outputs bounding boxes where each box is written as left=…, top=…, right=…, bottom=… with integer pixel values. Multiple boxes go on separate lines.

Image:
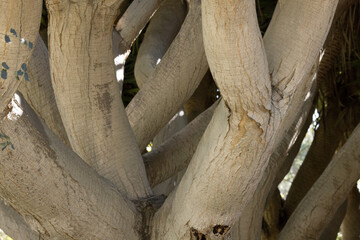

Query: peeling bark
left=264, top=0, right=338, bottom=119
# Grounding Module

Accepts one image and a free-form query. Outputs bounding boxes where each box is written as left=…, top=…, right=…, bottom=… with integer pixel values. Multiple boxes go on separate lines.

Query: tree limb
left=126, top=0, right=208, bottom=151
left=278, top=123, right=360, bottom=240
left=0, top=198, right=38, bottom=240
left=264, top=0, right=338, bottom=119
left=0, top=0, right=42, bottom=114
left=0, top=94, right=140, bottom=239
left=134, top=0, right=187, bottom=88
left=18, top=35, right=69, bottom=146
left=46, top=0, right=151, bottom=199
left=144, top=101, right=217, bottom=187
left=115, top=0, right=167, bottom=52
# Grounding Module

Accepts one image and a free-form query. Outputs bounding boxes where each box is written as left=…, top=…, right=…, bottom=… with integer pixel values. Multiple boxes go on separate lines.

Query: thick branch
left=18, top=35, right=69, bottom=146
left=46, top=0, right=151, bottom=199
left=278, top=123, right=360, bottom=240
left=144, top=101, right=217, bottom=187
left=264, top=0, right=338, bottom=118
left=232, top=79, right=317, bottom=240
left=0, top=94, right=140, bottom=239
left=134, top=0, right=186, bottom=87
left=0, top=198, right=38, bottom=240
left=126, top=0, right=208, bottom=151
left=0, top=0, right=42, bottom=114
left=285, top=103, right=346, bottom=216
left=115, top=0, right=167, bottom=52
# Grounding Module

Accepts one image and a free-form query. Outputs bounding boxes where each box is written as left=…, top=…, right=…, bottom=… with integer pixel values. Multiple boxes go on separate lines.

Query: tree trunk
left=46, top=0, right=151, bottom=199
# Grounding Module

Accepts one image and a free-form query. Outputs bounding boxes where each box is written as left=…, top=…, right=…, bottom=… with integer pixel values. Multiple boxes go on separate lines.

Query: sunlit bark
left=0, top=94, right=139, bottom=239
left=46, top=0, right=151, bottom=199
left=0, top=0, right=42, bottom=113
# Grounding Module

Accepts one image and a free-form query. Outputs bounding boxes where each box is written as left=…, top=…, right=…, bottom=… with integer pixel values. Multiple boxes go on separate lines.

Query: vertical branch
left=18, top=35, right=69, bottom=145
left=46, top=0, right=151, bottom=199
left=278, top=124, right=360, bottom=240
left=126, top=0, right=208, bottom=151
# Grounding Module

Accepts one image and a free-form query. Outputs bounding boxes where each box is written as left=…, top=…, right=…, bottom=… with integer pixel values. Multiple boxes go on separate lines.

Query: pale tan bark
left=151, top=0, right=272, bottom=238
left=134, top=0, right=187, bottom=88
left=115, top=0, right=167, bottom=52
left=0, top=0, right=42, bottom=113
left=126, top=0, right=208, bottom=151
left=278, top=123, right=360, bottom=240
left=46, top=0, right=151, bottom=199
left=0, top=94, right=140, bottom=239
left=18, top=35, right=69, bottom=146
left=232, top=78, right=317, bottom=240
left=144, top=101, right=217, bottom=187
left=342, top=187, right=360, bottom=240
left=0, top=198, right=38, bottom=240
left=264, top=0, right=338, bottom=120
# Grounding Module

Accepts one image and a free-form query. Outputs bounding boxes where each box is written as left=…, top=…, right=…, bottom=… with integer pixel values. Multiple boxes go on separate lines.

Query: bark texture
left=134, top=0, right=187, bottom=88
left=46, top=0, right=151, bottom=199
left=278, top=123, right=360, bottom=240
left=18, top=35, right=69, bottom=146
left=126, top=0, right=208, bottom=151
left=0, top=199, right=38, bottom=240
left=0, top=0, right=42, bottom=113
left=115, top=0, right=166, bottom=51
left=144, top=101, right=217, bottom=187
left=0, top=94, right=140, bottom=239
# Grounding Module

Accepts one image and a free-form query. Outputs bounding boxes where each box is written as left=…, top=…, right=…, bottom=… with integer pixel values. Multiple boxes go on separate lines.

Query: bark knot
left=133, top=195, right=166, bottom=240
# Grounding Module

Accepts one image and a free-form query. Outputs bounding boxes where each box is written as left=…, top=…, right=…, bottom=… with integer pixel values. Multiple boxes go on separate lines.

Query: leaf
left=1, top=145, right=7, bottom=151
left=11, top=144, right=15, bottom=150
left=10, top=28, right=17, bottom=37
left=4, top=35, right=11, bottom=43
left=1, top=69, right=7, bottom=79
left=17, top=70, right=23, bottom=76
left=2, top=62, right=9, bottom=70
left=21, top=63, right=27, bottom=72
left=28, top=42, right=33, bottom=49
left=24, top=73, right=29, bottom=81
